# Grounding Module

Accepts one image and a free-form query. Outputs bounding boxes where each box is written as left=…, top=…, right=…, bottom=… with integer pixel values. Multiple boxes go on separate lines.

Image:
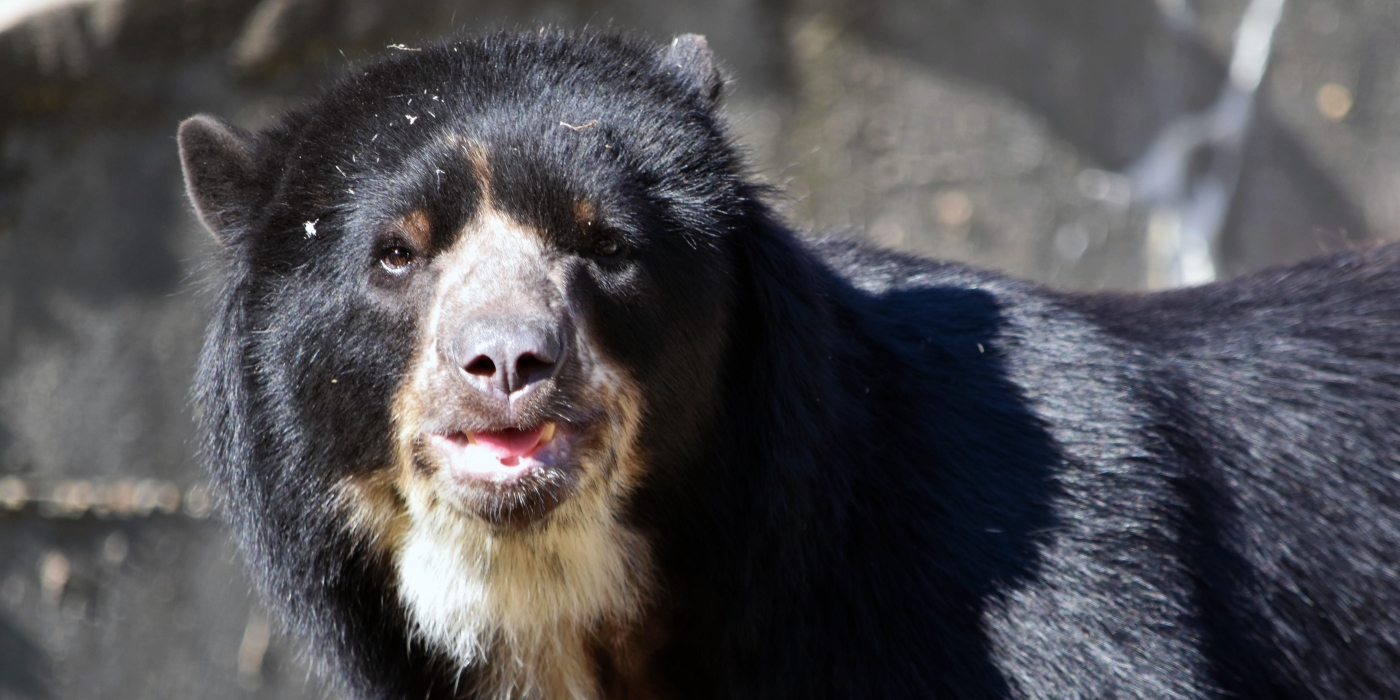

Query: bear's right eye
left=378, top=246, right=414, bottom=273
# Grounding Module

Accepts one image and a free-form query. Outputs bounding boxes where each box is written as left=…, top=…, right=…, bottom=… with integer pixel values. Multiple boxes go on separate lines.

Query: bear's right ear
left=662, top=34, right=724, bottom=106
left=178, top=115, right=261, bottom=244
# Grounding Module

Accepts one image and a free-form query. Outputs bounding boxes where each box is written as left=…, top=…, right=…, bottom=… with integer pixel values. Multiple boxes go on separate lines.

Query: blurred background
left=0, top=0, right=1395, bottom=696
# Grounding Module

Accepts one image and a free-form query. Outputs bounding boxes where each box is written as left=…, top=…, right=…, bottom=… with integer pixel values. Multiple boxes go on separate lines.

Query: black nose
left=451, top=317, right=562, bottom=397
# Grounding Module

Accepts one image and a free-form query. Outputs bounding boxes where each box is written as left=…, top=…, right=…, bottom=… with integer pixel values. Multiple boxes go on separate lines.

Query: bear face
left=182, top=32, right=751, bottom=698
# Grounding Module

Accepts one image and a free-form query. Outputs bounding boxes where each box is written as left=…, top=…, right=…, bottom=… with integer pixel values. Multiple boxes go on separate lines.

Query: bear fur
left=179, top=29, right=1400, bottom=699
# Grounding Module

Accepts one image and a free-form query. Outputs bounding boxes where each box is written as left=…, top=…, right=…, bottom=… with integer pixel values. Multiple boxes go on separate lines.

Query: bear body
left=179, top=30, right=1400, bottom=699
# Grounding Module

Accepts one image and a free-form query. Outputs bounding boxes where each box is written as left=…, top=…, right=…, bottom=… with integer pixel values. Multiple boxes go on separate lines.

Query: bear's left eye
left=378, top=246, right=414, bottom=273
left=591, top=236, right=627, bottom=262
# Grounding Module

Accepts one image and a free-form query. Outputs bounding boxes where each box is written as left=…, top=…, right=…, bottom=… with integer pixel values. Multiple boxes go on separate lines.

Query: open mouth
left=428, top=422, right=566, bottom=483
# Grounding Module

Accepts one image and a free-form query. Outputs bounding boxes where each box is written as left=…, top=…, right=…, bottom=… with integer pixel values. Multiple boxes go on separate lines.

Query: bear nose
left=451, top=317, right=562, bottom=398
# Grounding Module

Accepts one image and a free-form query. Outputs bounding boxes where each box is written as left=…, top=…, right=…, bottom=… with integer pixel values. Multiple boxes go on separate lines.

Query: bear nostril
left=465, top=356, right=497, bottom=377
left=516, top=353, right=555, bottom=384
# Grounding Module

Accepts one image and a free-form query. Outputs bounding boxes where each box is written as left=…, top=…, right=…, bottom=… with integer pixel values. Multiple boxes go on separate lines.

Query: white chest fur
left=394, top=491, right=652, bottom=700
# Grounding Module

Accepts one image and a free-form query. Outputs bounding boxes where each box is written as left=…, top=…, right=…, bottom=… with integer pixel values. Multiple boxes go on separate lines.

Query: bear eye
left=592, top=236, right=627, bottom=262
left=378, top=246, right=414, bottom=273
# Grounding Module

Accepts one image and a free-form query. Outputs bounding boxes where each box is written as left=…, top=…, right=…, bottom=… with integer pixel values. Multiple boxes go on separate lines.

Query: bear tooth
left=540, top=423, right=556, bottom=444
left=465, top=431, right=477, bottom=445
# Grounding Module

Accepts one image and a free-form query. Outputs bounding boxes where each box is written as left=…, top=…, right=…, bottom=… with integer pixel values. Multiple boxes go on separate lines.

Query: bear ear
left=178, top=115, right=261, bottom=244
left=662, top=34, right=724, bottom=106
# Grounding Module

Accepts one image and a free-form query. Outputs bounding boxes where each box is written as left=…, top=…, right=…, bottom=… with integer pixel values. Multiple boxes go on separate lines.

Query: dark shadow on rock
left=0, top=614, right=50, bottom=699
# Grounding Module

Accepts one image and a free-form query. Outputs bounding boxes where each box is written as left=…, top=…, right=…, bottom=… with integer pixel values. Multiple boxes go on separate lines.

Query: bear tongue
left=471, top=426, right=547, bottom=460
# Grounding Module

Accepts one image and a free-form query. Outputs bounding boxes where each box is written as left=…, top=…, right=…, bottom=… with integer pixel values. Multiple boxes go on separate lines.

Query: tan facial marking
left=334, top=468, right=408, bottom=559
left=442, top=134, right=494, bottom=208
left=396, top=209, right=432, bottom=251
left=574, top=200, right=597, bottom=230
left=335, top=197, right=658, bottom=699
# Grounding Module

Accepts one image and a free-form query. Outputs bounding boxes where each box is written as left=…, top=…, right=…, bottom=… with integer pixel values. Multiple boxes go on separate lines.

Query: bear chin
left=337, top=406, right=654, bottom=699
left=392, top=488, right=654, bottom=700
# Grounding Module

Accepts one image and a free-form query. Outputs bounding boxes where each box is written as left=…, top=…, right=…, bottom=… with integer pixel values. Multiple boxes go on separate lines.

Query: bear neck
left=640, top=217, right=868, bottom=591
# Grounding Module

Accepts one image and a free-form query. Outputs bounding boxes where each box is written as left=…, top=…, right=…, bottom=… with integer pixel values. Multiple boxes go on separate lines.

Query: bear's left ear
left=178, top=115, right=262, bottom=244
left=662, top=34, right=724, bottom=106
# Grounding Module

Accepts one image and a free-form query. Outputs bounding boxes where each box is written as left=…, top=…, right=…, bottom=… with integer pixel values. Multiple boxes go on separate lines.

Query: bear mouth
left=419, top=419, right=587, bottom=525
left=428, top=422, right=566, bottom=484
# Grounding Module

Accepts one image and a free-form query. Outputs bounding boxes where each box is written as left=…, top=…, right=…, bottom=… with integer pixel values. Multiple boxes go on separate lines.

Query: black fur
left=181, top=29, right=1400, bottom=699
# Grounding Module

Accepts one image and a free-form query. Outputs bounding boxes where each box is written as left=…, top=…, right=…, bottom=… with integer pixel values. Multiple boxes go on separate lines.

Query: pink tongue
left=472, top=426, right=547, bottom=460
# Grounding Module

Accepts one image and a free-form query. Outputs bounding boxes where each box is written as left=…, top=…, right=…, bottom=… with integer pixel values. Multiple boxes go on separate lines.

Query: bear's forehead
left=324, top=39, right=681, bottom=126
left=248, top=35, right=737, bottom=259
left=286, top=55, right=693, bottom=188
